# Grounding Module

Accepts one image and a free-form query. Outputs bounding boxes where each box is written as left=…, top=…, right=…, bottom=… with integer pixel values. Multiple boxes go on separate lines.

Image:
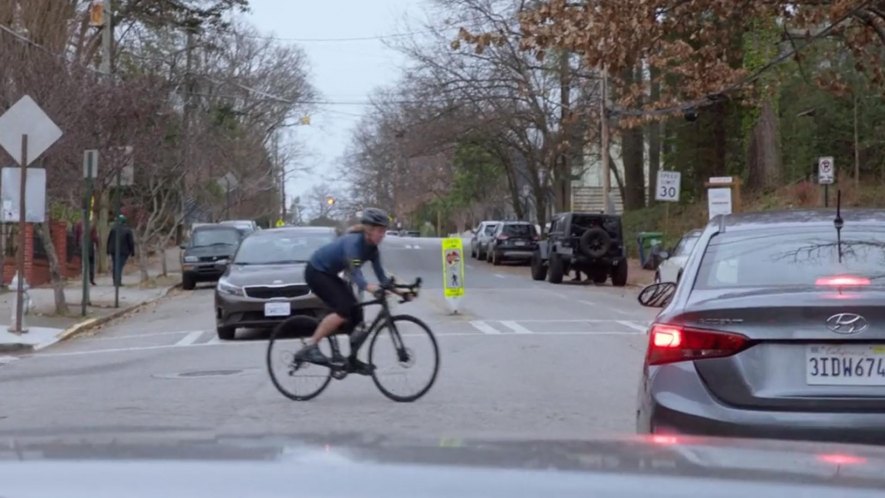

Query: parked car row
left=469, top=220, right=540, bottom=266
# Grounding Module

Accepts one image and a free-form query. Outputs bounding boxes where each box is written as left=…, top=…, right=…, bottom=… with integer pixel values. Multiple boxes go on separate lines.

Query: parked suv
left=531, top=212, right=628, bottom=286
left=180, top=224, right=242, bottom=290
left=470, top=221, right=500, bottom=260
left=486, top=221, right=539, bottom=265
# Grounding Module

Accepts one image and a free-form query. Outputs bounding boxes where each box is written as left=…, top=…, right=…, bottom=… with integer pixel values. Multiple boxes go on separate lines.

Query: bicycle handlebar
left=373, top=277, right=422, bottom=302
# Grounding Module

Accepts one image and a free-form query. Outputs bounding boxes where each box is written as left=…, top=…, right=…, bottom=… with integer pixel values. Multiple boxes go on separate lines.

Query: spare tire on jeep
left=579, top=227, right=612, bottom=258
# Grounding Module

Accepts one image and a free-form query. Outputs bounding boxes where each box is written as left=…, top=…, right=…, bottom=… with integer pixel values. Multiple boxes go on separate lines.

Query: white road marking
left=405, top=244, right=413, bottom=249
left=83, top=330, right=198, bottom=342
left=617, top=320, right=649, bottom=333
left=493, top=274, right=506, bottom=279
left=0, top=355, right=19, bottom=364
left=470, top=320, right=501, bottom=335
left=205, top=335, right=221, bottom=345
left=413, top=245, right=421, bottom=249
left=174, top=330, right=205, bottom=347
left=26, top=329, right=646, bottom=360
left=500, top=321, right=533, bottom=334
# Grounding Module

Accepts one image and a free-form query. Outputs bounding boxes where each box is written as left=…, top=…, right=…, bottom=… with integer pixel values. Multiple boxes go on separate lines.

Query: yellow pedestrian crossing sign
left=275, top=218, right=285, bottom=227
left=441, top=238, right=465, bottom=305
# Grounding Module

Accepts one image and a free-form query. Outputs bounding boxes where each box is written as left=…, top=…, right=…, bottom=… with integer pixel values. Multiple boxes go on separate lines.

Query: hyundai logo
left=826, top=313, right=869, bottom=335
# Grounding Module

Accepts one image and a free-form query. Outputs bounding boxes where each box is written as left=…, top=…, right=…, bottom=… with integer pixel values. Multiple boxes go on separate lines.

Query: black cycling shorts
left=304, top=264, right=363, bottom=328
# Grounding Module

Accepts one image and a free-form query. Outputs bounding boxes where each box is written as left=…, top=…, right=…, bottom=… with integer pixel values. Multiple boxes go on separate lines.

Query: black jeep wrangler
left=531, top=212, right=628, bottom=287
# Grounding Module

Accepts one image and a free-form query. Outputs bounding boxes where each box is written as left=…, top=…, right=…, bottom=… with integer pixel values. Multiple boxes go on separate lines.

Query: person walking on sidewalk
left=75, top=221, right=99, bottom=285
left=107, top=214, right=135, bottom=286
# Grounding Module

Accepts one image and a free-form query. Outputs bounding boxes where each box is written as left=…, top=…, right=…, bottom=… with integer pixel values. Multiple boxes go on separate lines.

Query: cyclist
left=294, top=207, right=396, bottom=373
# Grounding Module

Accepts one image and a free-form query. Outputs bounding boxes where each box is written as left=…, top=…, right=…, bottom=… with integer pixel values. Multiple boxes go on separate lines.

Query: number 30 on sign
left=655, top=170, right=681, bottom=202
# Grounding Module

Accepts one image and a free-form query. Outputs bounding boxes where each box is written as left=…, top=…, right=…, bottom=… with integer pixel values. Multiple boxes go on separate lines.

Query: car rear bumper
left=182, top=264, right=227, bottom=281
left=496, top=249, right=535, bottom=259
left=638, top=362, right=885, bottom=445
left=215, top=292, right=327, bottom=330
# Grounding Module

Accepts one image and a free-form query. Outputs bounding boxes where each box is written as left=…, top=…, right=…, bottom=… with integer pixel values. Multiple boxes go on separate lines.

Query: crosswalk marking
left=470, top=321, right=501, bottom=335
left=616, top=320, right=648, bottom=333
left=500, top=321, right=532, bottom=334
left=174, top=331, right=205, bottom=347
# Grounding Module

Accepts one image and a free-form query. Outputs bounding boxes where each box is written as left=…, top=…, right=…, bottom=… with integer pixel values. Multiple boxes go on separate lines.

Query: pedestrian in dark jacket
left=107, top=214, right=135, bottom=286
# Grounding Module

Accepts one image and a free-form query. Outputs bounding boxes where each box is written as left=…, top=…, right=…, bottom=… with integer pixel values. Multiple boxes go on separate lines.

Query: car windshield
left=502, top=224, right=535, bottom=237
left=234, top=233, right=332, bottom=265
left=672, top=233, right=700, bottom=257
left=695, top=228, right=885, bottom=289
left=191, top=229, right=240, bottom=247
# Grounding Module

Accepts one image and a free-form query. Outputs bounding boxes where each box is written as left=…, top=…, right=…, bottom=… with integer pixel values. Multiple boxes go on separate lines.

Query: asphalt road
left=0, top=235, right=657, bottom=440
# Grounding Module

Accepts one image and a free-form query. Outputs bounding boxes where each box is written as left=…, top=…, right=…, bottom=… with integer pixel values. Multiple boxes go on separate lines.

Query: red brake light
left=816, top=275, right=870, bottom=287
left=818, top=453, right=867, bottom=465
left=646, top=324, right=749, bottom=366
left=497, top=234, right=509, bottom=240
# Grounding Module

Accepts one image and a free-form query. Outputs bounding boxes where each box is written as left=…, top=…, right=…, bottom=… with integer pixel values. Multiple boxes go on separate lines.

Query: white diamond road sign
left=655, top=170, right=681, bottom=202
left=0, top=95, right=62, bottom=166
left=818, top=156, right=835, bottom=185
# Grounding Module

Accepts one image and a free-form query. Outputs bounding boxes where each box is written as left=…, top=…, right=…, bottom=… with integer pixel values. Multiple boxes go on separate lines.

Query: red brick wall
left=3, top=221, right=77, bottom=286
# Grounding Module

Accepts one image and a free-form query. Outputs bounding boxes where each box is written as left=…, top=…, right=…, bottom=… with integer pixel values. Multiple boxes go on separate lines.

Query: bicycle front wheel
left=369, top=315, right=440, bottom=402
left=267, top=316, right=332, bottom=401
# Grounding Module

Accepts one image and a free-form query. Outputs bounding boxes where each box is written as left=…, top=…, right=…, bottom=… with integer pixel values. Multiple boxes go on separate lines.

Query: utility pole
left=276, top=132, right=286, bottom=221
left=558, top=50, right=571, bottom=213
left=180, top=21, right=196, bottom=234
left=100, top=0, right=112, bottom=75
left=600, top=67, right=611, bottom=215
left=97, top=0, right=113, bottom=274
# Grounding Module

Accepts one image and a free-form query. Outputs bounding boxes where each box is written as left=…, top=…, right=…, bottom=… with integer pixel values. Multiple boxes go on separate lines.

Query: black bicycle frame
left=327, top=289, right=405, bottom=361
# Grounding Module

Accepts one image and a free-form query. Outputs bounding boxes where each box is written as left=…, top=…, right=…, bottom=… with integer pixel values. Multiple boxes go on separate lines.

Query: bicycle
left=266, top=277, right=440, bottom=402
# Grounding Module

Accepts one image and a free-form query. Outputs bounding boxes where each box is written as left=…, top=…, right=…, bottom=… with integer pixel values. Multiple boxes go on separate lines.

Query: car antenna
left=834, top=190, right=843, bottom=264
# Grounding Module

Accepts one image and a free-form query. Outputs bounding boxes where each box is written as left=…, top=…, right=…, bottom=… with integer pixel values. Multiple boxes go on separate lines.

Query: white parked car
left=654, top=229, right=702, bottom=284
left=470, top=221, right=500, bottom=260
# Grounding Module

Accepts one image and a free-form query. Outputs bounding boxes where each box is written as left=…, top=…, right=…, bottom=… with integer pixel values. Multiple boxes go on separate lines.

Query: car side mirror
left=638, top=282, right=677, bottom=308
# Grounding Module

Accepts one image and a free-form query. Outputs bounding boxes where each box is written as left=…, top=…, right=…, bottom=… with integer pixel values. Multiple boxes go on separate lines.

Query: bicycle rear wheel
left=267, top=316, right=332, bottom=401
left=368, top=315, right=439, bottom=402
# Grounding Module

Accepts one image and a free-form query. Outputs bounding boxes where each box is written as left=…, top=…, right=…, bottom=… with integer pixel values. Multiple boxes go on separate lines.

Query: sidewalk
left=0, top=249, right=182, bottom=352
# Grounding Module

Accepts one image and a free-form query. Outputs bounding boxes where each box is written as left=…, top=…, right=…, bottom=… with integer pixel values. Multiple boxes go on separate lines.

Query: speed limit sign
left=655, top=170, right=681, bottom=202
left=818, top=156, right=835, bottom=185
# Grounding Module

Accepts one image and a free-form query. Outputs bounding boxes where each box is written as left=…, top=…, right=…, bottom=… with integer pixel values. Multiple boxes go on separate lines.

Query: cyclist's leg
left=295, top=266, right=356, bottom=363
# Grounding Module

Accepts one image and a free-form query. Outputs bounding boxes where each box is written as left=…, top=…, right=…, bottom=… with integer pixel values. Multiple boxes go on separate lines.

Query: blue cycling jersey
left=308, top=232, right=388, bottom=291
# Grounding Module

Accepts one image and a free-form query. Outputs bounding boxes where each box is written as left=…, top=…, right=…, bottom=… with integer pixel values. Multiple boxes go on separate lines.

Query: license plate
left=264, top=302, right=291, bottom=317
left=515, top=241, right=526, bottom=246
left=806, top=344, right=885, bottom=386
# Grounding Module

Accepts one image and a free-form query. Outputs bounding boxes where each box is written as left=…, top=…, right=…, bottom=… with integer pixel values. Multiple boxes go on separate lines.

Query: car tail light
left=645, top=324, right=749, bottom=366
left=497, top=234, right=509, bottom=240
left=817, top=453, right=867, bottom=465
left=816, top=275, right=870, bottom=287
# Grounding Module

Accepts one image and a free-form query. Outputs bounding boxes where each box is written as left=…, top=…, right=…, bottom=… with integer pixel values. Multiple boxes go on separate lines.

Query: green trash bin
left=637, top=232, right=664, bottom=269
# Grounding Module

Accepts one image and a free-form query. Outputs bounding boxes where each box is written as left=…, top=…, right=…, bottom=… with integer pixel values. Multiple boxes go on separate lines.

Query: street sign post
left=655, top=171, right=681, bottom=202
left=82, top=149, right=98, bottom=316
left=818, top=156, right=835, bottom=208
left=708, top=188, right=733, bottom=220
left=441, top=237, right=465, bottom=314
left=0, top=95, right=62, bottom=333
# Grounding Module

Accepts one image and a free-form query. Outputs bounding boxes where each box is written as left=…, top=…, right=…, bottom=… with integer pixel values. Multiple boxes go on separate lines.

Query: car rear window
left=235, top=233, right=333, bottom=265
left=484, top=224, right=498, bottom=235
left=503, top=224, right=535, bottom=237
left=191, top=229, right=241, bottom=247
left=695, top=228, right=885, bottom=289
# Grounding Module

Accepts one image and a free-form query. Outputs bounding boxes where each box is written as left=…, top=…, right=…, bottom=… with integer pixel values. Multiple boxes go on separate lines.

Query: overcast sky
left=245, top=0, right=422, bottom=206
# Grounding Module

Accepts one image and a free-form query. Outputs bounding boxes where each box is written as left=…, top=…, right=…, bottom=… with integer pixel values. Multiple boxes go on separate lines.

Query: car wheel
left=548, top=254, right=564, bottom=284
left=530, top=252, right=547, bottom=281
left=579, top=227, right=612, bottom=258
left=182, top=274, right=196, bottom=290
left=492, top=251, right=501, bottom=266
left=216, top=326, right=236, bottom=340
left=611, top=259, right=628, bottom=287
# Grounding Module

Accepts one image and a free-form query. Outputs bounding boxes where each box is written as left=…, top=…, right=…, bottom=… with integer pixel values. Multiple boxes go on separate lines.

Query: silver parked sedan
left=636, top=208, right=885, bottom=444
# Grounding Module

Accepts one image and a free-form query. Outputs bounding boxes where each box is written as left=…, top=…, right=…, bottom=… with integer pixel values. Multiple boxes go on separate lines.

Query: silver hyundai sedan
left=636, top=208, right=885, bottom=444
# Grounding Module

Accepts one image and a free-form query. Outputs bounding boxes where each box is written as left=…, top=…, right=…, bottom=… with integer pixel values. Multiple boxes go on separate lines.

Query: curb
left=54, top=283, right=180, bottom=344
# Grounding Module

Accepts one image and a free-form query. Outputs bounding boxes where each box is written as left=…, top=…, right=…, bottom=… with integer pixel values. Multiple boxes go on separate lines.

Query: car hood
left=0, top=432, right=882, bottom=497
left=184, top=245, right=237, bottom=258
left=223, top=262, right=307, bottom=286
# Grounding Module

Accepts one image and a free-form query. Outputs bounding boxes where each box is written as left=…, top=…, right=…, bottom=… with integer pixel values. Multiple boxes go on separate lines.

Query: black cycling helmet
left=361, top=207, right=389, bottom=227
